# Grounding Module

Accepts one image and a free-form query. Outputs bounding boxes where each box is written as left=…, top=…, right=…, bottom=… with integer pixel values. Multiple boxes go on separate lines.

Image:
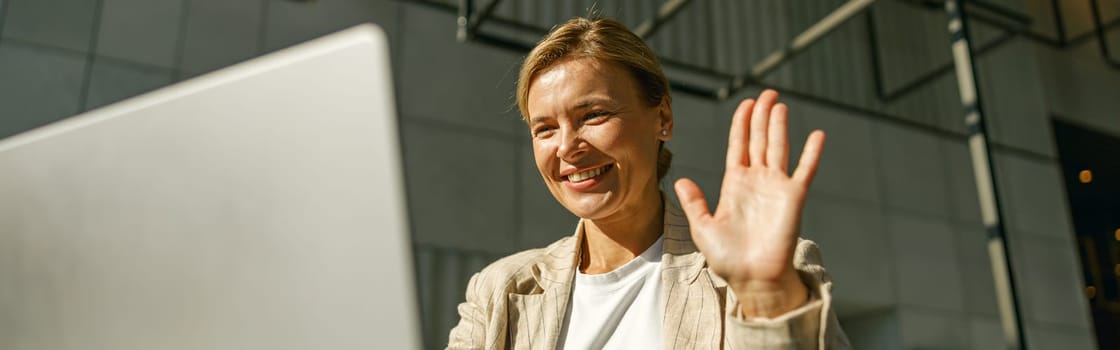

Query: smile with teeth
left=567, top=164, right=613, bottom=183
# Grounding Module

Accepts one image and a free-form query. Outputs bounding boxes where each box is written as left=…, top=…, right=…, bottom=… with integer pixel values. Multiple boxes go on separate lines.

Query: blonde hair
left=517, top=17, right=674, bottom=180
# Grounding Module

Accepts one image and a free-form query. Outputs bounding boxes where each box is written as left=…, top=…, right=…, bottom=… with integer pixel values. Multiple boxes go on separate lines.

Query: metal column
left=944, top=1, right=1027, bottom=349
left=1089, top=0, right=1120, bottom=68
left=633, top=0, right=694, bottom=39
left=725, top=0, right=876, bottom=98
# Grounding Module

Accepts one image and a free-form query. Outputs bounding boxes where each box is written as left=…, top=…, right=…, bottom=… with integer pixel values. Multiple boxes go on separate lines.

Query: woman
left=447, top=17, right=850, bottom=349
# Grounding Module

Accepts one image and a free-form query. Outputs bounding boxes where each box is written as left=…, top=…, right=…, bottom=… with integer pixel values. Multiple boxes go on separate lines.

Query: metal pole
left=1088, top=0, right=1120, bottom=68
left=633, top=0, right=693, bottom=39
left=944, top=1, right=1027, bottom=349
left=728, top=0, right=875, bottom=94
left=465, top=0, right=504, bottom=40
left=965, top=0, right=1031, bottom=25
left=1048, top=0, right=1067, bottom=45
left=865, top=9, right=888, bottom=101
left=456, top=0, right=473, bottom=42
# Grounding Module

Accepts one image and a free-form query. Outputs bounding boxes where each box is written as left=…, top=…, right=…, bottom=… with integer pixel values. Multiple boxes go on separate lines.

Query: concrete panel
left=1018, top=235, right=1092, bottom=328
left=1000, top=155, right=1075, bottom=241
left=842, top=310, right=902, bottom=350
left=397, top=3, right=524, bottom=136
left=263, top=0, right=398, bottom=52
left=1035, top=43, right=1120, bottom=137
left=887, top=211, right=965, bottom=312
left=96, top=0, right=182, bottom=68
left=794, top=97, right=881, bottom=204
left=667, top=93, right=723, bottom=173
left=968, top=316, right=1007, bottom=349
left=2, top=0, right=97, bottom=52
left=958, top=223, right=1093, bottom=343
left=976, top=40, right=1055, bottom=157
left=955, top=222, right=1001, bottom=318
left=898, top=308, right=969, bottom=349
left=401, top=121, right=518, bottom=254
left=84, top=58, right=174, bottom=110
left=0, top=42, right=84, bottom=139
left=1026, top=323, right=1097, bottom=350
left=928, top=72, right=972, bottom=135
left=414, top=247, right=439, bottom=344
left=875, top=122, right=952, bottom=218
left=180, top=0, right=263, bottom=76
left=435, top=250, right=469, bottom=349
left=873, top=1, right=958, bottom=129
left=802, top=195, right=894, bottom=317
left=943, top=138, right=983, bottom=224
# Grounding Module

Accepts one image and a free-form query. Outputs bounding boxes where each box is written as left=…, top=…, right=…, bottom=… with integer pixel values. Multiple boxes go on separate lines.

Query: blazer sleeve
left=723, top=239, right=853, bottom=350
left=446, top=273, right=490, bottom=350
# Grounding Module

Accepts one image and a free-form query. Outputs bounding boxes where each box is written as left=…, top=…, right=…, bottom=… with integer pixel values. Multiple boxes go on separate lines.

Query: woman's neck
left=579, top=188, right=664, bottom=274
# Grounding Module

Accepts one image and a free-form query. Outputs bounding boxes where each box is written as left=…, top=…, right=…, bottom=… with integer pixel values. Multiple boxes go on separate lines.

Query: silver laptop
left=0, top=24, right=421, bottom=349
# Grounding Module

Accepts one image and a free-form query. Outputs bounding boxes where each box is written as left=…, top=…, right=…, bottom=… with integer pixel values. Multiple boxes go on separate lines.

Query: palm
left=674, top=90, right=824, bottom=290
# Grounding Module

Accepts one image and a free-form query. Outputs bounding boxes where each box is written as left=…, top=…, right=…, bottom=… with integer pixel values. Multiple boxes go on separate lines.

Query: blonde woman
left=447, top=17, right=851, bottom=349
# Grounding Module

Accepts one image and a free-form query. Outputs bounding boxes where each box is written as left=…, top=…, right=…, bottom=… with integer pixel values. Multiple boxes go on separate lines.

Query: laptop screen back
left=0, top=24, right=420, bottom=350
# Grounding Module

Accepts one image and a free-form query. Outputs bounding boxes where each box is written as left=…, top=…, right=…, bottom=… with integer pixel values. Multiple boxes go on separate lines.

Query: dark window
left=1053, top=118, right=1120, bottom=350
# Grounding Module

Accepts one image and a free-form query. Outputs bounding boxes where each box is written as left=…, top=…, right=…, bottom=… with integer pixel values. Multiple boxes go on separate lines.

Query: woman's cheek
left=532, top=141, right=556, bottom=174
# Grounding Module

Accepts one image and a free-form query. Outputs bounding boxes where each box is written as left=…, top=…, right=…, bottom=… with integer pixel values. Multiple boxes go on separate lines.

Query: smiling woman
left=447, top=17, right=851, bottom=350
left=527, top=58, right=668, bottom=241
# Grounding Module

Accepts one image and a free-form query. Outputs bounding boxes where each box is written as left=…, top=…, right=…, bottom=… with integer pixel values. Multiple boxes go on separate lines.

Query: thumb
left=673, top=178, right=712, bottom=227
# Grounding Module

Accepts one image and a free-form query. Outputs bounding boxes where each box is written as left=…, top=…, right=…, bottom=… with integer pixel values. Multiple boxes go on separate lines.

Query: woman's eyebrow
left=529, top=116, right=550, bottom=125
left=530, top=97, right=615, bottom=123
left=572, top=97, right=611, bottom=110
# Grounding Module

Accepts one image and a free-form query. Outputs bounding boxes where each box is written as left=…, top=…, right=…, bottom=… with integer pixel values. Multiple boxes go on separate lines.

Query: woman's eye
left=533, top=126, right=555, bottom=137
left=584, top=111, right=610, bottom=121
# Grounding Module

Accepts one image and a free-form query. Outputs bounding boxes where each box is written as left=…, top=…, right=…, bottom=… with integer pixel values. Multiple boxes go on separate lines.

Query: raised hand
left=673, top=89, right=824, bottom=318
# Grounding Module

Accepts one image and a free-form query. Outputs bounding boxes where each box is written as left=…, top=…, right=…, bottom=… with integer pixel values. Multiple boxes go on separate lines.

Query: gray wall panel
left=0, top=1, right=1113, bottom=348
left=1, top=0, right=98, bottom=52
left=96, top=0, right=182, bottom=68
left=0, top=43, right=85, bottom=138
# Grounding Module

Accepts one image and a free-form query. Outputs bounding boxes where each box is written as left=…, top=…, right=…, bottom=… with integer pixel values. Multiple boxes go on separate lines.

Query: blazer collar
left=532, top=194, right=706, bottom=291
left=659, top=199, right=706, bottom=283
left=534, top=220, right=582, bottom=292
left=525, top=195, right=708, bottom=349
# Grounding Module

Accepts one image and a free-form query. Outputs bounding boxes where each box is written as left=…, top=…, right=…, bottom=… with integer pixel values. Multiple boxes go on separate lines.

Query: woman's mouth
left=563, top=164, right=614, bottom=191
left=568, top=164, right=613, bottom=183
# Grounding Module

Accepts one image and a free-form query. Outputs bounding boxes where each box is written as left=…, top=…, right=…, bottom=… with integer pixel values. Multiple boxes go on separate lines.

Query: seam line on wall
left=0, top=0, right=10, bottom=45
left=77, top=0, right=106, bottom=112
left=172, top=0, right=191, bottom=81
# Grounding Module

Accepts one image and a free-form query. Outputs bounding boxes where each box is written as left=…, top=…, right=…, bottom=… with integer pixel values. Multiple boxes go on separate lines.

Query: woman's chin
left=560, top=192, right=617, bottom=219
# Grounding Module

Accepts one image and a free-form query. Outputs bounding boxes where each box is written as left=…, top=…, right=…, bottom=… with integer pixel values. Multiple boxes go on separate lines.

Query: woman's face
left=526, top=58, right=672, bottom=220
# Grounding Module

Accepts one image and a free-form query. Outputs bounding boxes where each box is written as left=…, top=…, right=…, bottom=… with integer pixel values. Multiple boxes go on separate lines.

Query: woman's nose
left=555, top=127, right=586, bottom=161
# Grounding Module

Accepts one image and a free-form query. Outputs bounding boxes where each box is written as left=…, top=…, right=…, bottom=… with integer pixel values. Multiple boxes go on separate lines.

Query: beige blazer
left=446, top=201, right=851, bottom=349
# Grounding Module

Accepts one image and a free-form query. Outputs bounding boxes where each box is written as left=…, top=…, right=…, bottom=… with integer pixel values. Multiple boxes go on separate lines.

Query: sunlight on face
left=526, top=58, right=671, bottom=221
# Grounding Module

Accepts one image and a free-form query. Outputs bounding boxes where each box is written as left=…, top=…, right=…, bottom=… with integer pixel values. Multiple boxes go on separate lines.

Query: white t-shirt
left=557, top=236, right=665, bottom=349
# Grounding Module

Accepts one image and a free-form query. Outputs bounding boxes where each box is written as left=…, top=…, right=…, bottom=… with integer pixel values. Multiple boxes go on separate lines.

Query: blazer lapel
left=660, top=200, right=725, bottom=349
left=512, top=199, right=722, bottom=349
left=510, top=220, right=582, bottom=349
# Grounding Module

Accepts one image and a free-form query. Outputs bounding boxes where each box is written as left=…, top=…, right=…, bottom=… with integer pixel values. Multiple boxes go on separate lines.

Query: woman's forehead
left=527, top=59, right=639, bottom=110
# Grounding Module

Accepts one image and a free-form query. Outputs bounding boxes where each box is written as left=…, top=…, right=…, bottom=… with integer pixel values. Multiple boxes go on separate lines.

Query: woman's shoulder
left=470, top=235, right=577, bottom=292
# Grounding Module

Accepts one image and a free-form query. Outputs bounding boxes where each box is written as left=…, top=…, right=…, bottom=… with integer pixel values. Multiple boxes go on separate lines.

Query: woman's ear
left=657, top=98, right=673, bottom=141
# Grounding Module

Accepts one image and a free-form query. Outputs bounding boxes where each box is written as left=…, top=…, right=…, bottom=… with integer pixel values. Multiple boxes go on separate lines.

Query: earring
left=660, top=129, right=668, bottom=136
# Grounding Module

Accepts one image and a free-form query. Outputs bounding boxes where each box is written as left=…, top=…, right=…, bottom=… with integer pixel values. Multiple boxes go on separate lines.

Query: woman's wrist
left=729, top=271, right=809, bottom=319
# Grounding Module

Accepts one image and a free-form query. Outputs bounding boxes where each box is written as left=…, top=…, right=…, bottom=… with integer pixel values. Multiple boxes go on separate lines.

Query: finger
left=749, top=90, right=779, bottom=167
left=725, top=99, right=754, bottom=169
left=673, top=178, right=712, bottom=226
left=792, top=130, right=826, bottom=185
left=767, top=103, right=790, bottom=173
